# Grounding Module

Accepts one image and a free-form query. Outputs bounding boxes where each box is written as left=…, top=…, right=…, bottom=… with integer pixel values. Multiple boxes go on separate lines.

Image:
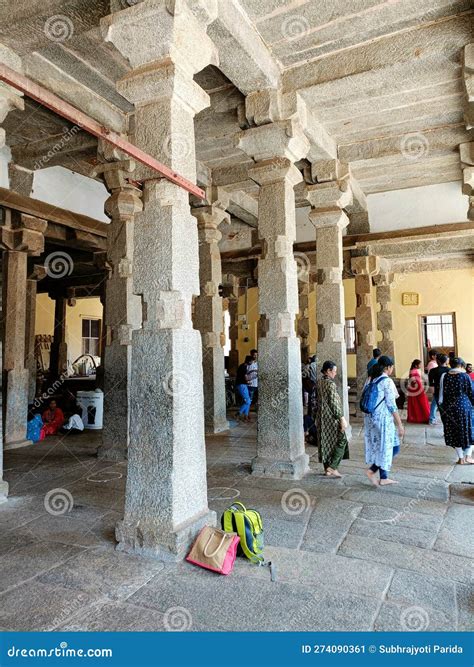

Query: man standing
left=247, top=348, right=258, bottom=406
left=428, top=353, right=450, bottom=426
left=367, top=348, right=382, bottom=375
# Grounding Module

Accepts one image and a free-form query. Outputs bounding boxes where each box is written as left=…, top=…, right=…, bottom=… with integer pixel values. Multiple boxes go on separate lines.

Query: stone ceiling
left=1, top=0, right=472, bottom=196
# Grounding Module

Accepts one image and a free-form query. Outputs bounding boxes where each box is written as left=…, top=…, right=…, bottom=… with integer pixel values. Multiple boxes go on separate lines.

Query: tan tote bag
left=186, top=526, right=240, bottom=575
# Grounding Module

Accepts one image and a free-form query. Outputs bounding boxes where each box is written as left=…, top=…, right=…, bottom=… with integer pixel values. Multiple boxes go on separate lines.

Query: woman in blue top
left=364, top=356, right=405, bottom=486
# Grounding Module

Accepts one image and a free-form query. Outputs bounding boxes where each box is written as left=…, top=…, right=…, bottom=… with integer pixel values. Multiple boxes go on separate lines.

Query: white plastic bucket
left=77, top=389, right=103, bottom=430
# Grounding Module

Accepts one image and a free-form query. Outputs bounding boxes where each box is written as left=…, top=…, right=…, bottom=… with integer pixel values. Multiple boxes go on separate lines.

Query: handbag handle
left=203, top=531, right=228, bottom=558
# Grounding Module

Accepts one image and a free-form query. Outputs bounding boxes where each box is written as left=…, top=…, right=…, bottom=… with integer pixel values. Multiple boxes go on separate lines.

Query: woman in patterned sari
left=364, top=356, right=405, bottom=486
left=315, top=360, right=349, bottom=478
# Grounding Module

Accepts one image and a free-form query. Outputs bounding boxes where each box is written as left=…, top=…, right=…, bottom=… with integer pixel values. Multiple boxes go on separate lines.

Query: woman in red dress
left=407, top=359, right=430, bottom=423
left=42, top=399, right=65, bottom=436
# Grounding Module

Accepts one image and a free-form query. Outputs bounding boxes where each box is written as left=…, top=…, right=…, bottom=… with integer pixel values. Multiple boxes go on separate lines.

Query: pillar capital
left=308, top=208, right=350, bottom=231
left=101, top=0, right=218, bottom=75
left=351, top=254, right=380, bottom=277
left=305, top=180, right=352, bottom=212
left=238, top=119, right=310, bottom=163
left=0, top=213, right=47, bottom=256
left=248, top=157, right=302, bottom=187
left=373, top=272, right=395, bottom=288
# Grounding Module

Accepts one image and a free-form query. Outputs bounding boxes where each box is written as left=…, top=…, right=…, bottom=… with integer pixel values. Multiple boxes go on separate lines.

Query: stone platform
left=0, top=419, right=472, bottom=632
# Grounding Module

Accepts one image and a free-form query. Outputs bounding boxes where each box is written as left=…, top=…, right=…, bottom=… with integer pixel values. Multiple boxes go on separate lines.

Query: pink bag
left=186, top=526, right=239, bottom=575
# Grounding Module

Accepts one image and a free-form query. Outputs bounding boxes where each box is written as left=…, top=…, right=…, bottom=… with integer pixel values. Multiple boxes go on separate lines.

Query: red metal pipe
left=0, top=63, right=205, bottom=199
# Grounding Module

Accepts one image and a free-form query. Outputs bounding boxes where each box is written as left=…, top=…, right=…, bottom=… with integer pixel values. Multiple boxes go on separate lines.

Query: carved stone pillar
left=94, top=160, right=142, bottom=462
left=192, top=194, right=230, bottom=434
left=305, top=166, right=352, bottom=426
left=238, top=120, right=310, bottom=479
left=374, top=272, right=395, bottom=364
left=224, top=276, right=241, bottom=376
left=351, top=254, right=379, bottom=400
left=297, top=268, right=311, bottom=361
left=25, top=266, right=46, bottom=402
left=460, top=142, right=474, bottom=221
left=49, top=294, right=68, bottom=379
left=1, top=213, right=46, bottom=450
left=102, top=0, right=217, bottom=559
left=8, top=164, right=34, bottom=197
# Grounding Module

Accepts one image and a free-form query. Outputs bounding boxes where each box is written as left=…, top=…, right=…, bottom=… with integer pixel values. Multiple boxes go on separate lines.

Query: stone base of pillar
left=115, top=508, right=216, bottom=561
left=97, top=444, right=127, bottom=462
left=4, top=439, right=33, bottom=451
left=0, top=480, right=8, bottom=503
left=205, top=417, right=230, bottom=435
left=251, top=452, right=309, bottom=480
left=4, top=369, right=30, bottom=449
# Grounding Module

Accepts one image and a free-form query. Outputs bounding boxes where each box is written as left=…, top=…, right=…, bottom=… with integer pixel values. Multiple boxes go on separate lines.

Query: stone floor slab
left=374, top=601, right=455, bottom=631
left=38, top=546, right=165, bottom=600
left=387, top=570, right=457, bottom=615
left=301, top=498, right=362, bottom=553
left=0, top=541, right=83, bottom=593
left=433, top=504, right=474, bottom=557
left=338, top=534, right=472, bottom=584
left=0, top=580, right=99, bottom=631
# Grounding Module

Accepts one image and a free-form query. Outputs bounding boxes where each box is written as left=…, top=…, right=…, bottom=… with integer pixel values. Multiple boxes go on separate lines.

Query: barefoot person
left=315, top=360, right=349, bottom=478
left=438, top=357, right=474, bottom=464
left=364, top=356, right=404, bottom=486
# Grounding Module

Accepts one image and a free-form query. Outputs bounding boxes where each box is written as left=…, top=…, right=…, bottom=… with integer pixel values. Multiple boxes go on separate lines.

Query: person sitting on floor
left=42, top=399, right=65, bottom=436
left=60, top=409, right=85, bottom=435
left=26, top=405, right=45, bottom=444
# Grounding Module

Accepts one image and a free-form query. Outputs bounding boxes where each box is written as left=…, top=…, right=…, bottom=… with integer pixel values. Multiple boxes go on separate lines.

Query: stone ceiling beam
left=207, top=0, right=280, bottom=95
left=23, top=52, right=130, bottom=133
left=281, top=13, right=473, bottom=93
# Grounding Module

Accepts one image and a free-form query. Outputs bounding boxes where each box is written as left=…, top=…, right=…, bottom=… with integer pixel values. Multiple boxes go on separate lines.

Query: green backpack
left=221, top=502, right=276, bottom=580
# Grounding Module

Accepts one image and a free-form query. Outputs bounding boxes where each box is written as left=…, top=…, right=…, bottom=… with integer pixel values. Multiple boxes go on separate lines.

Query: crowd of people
left=307, top=348, right=474, bottom=484
left=234, top=345, right=473, bottom=486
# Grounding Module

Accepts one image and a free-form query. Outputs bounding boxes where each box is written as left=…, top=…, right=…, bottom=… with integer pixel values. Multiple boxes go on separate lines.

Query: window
left=422, top=313, right=455, bottom=349
left=345, top=318, right=356, bottom=353
left=82, top=318, right=101, bottom=356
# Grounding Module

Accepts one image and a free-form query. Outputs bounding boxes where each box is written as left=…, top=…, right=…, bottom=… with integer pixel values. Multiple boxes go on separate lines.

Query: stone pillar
left=351, top=254, right=379, bottom=398
left=305, top=174, right=352, bottom=424
left=460, top=142, right=474, bottom=221
left=49, top=295, right=68, bottom=378
left=8, top=164, right=34, bottom=197
left=297, top=270, right=311, bottom=361
left=25, top=266, right=46, bottom=402
left=94, top=160, right=142, bottom=461
left=192, top=194, right=230, bottom=434
left=374, top=272, right=395, bottom=363
left=239, top=121, right=310, bottom=479
left=0, top=213, right=46, bottom=449
left=0, top=261, right=7, bottom=502
left=226, top=277, right=241, bottom=376
left=0, top=47, right=25, bottom=492
left=102, top=0, right=217, bottom=559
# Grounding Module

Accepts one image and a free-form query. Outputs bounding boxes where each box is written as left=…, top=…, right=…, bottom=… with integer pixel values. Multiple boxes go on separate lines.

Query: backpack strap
left=233, top=511, right=263, bottom=564
left=372, top=375, right=389, bottom=411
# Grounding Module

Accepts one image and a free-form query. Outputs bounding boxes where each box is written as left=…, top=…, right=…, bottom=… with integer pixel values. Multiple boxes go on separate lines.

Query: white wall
left=32, top=166, right=108, bottom=221
left=367, top=181, right=469, bottom=232
left=0, top=145, right=11, bottom=188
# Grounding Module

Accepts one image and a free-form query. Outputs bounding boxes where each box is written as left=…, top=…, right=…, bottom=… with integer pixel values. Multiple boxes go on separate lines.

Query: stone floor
left=0, top=417, right=472, bottom=632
